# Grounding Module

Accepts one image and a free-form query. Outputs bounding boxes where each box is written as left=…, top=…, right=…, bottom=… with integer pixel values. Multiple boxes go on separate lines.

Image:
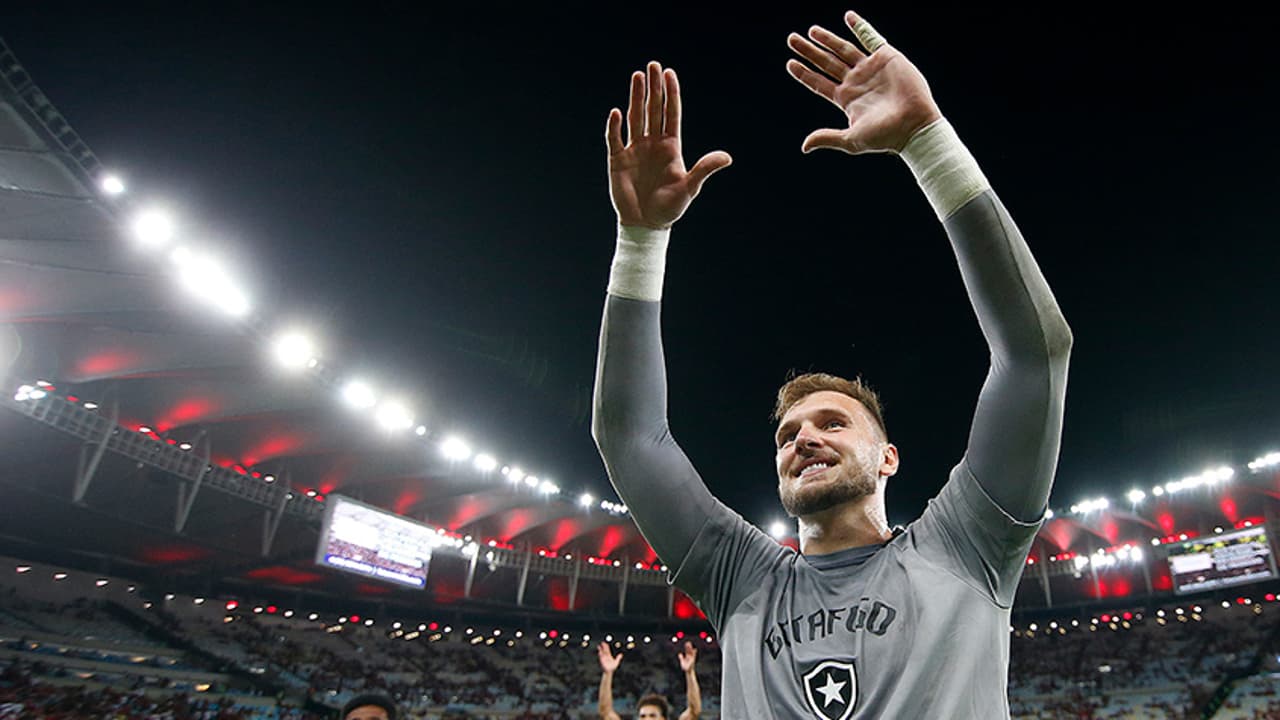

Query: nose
left=794, top=421, right=823, bottom=450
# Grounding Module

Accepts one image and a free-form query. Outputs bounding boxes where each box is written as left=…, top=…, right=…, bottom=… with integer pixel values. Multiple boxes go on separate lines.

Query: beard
left=778, top=451, right=880, bottom=517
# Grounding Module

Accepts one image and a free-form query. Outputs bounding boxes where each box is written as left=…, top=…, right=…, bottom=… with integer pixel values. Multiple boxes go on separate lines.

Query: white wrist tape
left=607, top=225, right=671, bottom=302
left=899, top=118, right=991, bottom=221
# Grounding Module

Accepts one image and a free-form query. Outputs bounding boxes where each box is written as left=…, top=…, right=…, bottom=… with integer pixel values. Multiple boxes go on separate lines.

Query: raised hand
left=678, top=640, right=697, bottom=672
left=598, top=641, right=624, bottom=673
left=606, top=61, right=732, bottom=229
left=785, top=10, right=942, bottom=155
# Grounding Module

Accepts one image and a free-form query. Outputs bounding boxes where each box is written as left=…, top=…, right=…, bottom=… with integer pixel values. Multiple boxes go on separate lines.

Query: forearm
left=685, top=669, right=702, bottom=718
left=901, top=120, right=1073, bottom=521
left=598, top=671, right=617, bottom=719
left=592, top=227, right=722, bottom=567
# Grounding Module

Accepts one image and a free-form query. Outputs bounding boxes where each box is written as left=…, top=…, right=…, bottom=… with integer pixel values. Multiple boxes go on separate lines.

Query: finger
left=845, top=10, right=887, bottom=53
left=687, top=150, right=732, bottom=196
left=664, top=69, right=681, bottom=138
left=809, top=25, right=867, bottom=66
left=626, top=71, right=644, bottom=145
left=645, top=61, right=664, bottom=136
left=606, top=109, right=624, bottom=155
left=786, top=59, right=839, bottom=107
left=801, top=128, right=851, bottom=154
left=787, top=32, right=848, bottom=81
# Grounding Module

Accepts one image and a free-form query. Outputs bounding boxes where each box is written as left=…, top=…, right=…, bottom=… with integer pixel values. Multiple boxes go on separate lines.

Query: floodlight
left=272, top=331, right=316, bottom=370
left=769, top=520, right=789, bottom=539
left=375, top=400, right=415, bottom=431
left=474, top=454, right=497, bottom=472
left=100, top=174, right=125, bottom=195
left=173, top=250, right=251, bottom=316
left=440, top=436, right=472, bottom=461
left=341, top=380, right=377, bottom=410
left=132, top=209, right=174, bottom=248
left=578, top=493, right=594, bottom=508
left=1127, top=489, right=1146, bottom=504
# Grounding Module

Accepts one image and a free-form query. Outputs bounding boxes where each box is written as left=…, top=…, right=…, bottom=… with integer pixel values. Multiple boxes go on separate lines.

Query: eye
left=777, top=433, right=795, bottom=449
left=824, top=419, right=844, bottom=430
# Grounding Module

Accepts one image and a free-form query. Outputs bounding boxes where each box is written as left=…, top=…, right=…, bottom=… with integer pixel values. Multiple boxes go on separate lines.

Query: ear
left=879, top=443, right=900, bottom=479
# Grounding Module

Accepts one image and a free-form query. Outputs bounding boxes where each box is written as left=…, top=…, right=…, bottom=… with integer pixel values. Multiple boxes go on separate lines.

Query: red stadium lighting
left=350, top=615, right=360, bottom=623
left=1101, top=614, right=1111, bottom=623
left=1122, top=612, right=1132, bottom=621
left=549, top=630, right=559, bottom=638
left=267, top=605, right=277, bottom=614
left=226, top=601, right=238, bottom=610
left=676, top=631, right=684, bottom=639
left=1268, top=594, right=1276, bottom=602
left=428, top=622, right=439, bottom=631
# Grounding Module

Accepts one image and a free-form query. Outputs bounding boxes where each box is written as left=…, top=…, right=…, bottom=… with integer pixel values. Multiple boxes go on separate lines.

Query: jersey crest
left=802, top=659, right=857, bottom=720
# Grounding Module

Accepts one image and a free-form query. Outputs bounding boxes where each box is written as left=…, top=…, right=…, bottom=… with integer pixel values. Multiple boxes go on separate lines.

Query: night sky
left=3, top=3, right=1277, bottom=531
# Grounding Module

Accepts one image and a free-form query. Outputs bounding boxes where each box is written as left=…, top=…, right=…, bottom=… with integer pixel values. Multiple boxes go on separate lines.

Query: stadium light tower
left=769, top=520, right=789, bottom=539
left=578, top=492, right=594, bottom=508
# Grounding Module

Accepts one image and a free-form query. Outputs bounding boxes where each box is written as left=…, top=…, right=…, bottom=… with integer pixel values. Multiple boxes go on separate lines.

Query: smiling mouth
left=796, top=461, right=833, bottom=479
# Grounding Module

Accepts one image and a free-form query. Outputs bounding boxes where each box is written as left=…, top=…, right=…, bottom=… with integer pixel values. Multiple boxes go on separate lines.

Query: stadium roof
left=3, top=34, right=1280, bottom=618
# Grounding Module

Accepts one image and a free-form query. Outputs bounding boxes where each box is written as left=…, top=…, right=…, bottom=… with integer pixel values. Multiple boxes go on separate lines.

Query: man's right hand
left=597, top=641, right=623, bottom=673
left=606, top=61, right=731, bottom=229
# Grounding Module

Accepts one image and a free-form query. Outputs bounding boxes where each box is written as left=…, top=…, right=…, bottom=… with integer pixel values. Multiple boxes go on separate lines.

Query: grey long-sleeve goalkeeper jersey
left=593, top=189, right=1072, bottom=719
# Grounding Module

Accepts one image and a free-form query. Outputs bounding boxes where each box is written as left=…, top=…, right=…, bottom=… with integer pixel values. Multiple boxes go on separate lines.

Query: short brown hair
left=637, top=694, right=670, bottom=718
left=773, top=372, right=887, bottom=439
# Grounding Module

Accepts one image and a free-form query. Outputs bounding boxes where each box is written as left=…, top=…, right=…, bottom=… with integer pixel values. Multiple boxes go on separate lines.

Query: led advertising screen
left=314, top=495, right=436, bottom=589
left=1168, top=527, right=1275, bottom=594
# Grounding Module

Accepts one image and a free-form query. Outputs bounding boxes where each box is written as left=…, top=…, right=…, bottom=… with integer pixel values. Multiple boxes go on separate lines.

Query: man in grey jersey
left=592, top=9, right=1072, bottom=720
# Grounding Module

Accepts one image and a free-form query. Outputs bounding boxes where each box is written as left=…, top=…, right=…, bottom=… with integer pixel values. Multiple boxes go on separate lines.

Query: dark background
left=2, top=2, right=1276, bottom=529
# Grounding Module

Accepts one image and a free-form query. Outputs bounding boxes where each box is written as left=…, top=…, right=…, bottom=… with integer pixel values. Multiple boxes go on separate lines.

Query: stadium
left=3, top=9, right=1280, bottom=720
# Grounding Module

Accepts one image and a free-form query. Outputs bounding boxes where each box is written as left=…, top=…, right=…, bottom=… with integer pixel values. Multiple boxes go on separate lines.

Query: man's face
left=345, top=706, right=389, bottom=720
left=775, top=391, right=896, bottom=517
left=638, top=705, right=666, bottom=720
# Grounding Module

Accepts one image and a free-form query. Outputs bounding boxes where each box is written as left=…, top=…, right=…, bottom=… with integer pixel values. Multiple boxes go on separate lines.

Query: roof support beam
left=262, top=471, right=292, bottom=557
left=73, top=397, right=117, bottom=504
left=618, top=556, right=630, bottom=616
left=516, top=548, right=532, bottom=606
left=464, top=549, right=479, bottom=599
left=568, top=556, right=582, bottom=611
left=174, top=430, right=210, bottom=534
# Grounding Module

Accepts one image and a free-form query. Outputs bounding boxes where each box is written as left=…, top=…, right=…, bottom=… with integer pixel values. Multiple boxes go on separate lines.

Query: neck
left=797, top=491, right=892, bottom=555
